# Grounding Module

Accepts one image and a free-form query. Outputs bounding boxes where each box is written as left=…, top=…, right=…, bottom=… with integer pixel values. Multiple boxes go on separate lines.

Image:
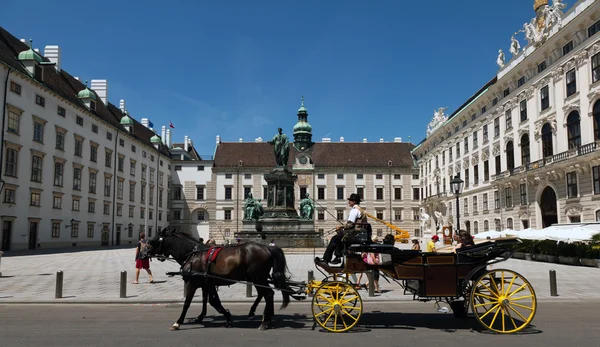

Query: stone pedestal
left=235, top=167, right=322, bottom=247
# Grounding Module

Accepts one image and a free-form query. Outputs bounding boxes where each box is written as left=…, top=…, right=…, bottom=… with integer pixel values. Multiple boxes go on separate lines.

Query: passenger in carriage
left=426, top=235, right=439, bottom=253
left=320, top=193, right=367, bottom=264
left=454, top=230, right=475, bottom=252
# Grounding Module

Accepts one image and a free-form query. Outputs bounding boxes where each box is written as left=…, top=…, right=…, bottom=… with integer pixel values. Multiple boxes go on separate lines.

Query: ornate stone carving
left=517, top=126, right=530, bottom=138
left=525, top=86, right=535, bottom=99
left=534, top=113, right=557, bottom=140
left=447, top=166, right=453, bottom=176
left=566, top=206, right=581, bottom=216
left=504, top=135, right=514, bottom=144
left=588, top=43, right=600, bottom=57
left=463, top=157, right=470, bottom=168
left=562, top=101, right=580, bottom=118
left=426, top=107, right=448, bottom=138
left=481, top=147, right=490, bottom=161
left=576, top=50, right=589, bottom=67
left=492, top=143, right=500, bottom=156
left=552, top=66, right=564, bottom=81
left=471, top=153, right=479, bottom=166
left=455, top=162, right=461, bottom=172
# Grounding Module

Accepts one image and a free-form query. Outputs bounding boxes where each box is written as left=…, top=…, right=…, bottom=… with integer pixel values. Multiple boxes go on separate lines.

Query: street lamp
left=450, top=175, right=464, bottom=236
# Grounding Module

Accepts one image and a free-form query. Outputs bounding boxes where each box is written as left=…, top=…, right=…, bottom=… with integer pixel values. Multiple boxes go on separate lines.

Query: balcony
left=491, top=140, right=599, bottom=181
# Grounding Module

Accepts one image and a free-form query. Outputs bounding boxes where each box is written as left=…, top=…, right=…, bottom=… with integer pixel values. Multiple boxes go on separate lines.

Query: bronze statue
left=243, top=193, right=257, bottom=220
left=299, top=193, right=315, bottom=220
left=268, top=127, right=289, bottom=166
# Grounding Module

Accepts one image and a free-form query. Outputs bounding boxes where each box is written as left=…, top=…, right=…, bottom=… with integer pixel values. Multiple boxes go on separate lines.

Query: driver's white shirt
left=347, top=206, right=361, bottom=223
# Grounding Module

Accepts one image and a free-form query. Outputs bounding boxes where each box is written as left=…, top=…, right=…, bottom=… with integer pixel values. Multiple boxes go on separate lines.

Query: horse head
left=144, top=227, right=176, bottom=261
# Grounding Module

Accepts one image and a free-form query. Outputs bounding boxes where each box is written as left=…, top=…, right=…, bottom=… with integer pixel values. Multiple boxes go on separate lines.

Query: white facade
left=1, top=42, right=171, bottom=251
left=414, top=0, right=600, bottom=235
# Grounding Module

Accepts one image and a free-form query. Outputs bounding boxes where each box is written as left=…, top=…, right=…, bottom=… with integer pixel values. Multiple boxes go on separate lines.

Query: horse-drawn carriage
left=143, top=229, right=536, bottom=334
left=308, top=237, right=537, bottom=334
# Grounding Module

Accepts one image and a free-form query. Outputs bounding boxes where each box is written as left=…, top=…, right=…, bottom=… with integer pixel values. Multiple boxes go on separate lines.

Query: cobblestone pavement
left=0, top=245, right=599, bottom=304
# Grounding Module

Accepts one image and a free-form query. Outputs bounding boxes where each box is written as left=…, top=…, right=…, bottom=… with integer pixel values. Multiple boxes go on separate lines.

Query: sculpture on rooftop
left=268, top=127, right=290, bottom=167
left=426, top=107, right=448, bottom=137
left=497, top=49, right=506, bottom=68
left=510, top=35, right=521, bottom=57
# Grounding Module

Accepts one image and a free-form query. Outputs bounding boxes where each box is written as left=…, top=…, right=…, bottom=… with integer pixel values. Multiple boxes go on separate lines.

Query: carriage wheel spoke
left=341, top=308, right=358, bottom=322
left=340, top=296, right=359, bottom=305
left=489, top=305, right=502, bottom=328
left=479, top=282, right=497, bottom=296
left=507, top=304, right=528, bottom=321
left=501, top=271, right=505, bottom=295
left=479, top=303, right=500, bottom=320
left=474, top=300, right=498, bottom=308
left=504, top=274, right=517, bottom=296
left=314, top=307, right=333, bottom=318
left=509, top=294, right=533, bottom=302
left=507, top=284, right=527, bottom=298
left=322, top=310, right=335, bottom=325
left=501, top=306, right=506, bottom=331
left=489, top=274, right=500, bottom=294
left=341, top=305, right=361, bottom=311
left=509, top=302, right=534, bottom=310
left=506, top=305, right=518, bottom=330
left=474, top=292, right=497, bottom=301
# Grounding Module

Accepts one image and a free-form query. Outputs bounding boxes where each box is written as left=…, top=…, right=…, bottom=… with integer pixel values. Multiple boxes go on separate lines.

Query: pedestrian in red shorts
left=133, top=232, right=155, bottom=284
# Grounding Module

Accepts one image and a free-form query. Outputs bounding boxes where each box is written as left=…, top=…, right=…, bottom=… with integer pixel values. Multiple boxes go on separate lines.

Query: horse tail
left=269, top=246, right=291, bottom=309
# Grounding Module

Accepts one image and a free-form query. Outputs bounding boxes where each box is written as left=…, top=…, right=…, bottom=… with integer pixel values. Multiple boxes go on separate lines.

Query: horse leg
left=193, top=286, right=209, bottom=323
left=248, top=292, right=263, bottom=319
left=171, top=282, right=197, bottom=331
left=207, top=286, right=233, bottom=328
left=256, top=280, right=275, bottom=331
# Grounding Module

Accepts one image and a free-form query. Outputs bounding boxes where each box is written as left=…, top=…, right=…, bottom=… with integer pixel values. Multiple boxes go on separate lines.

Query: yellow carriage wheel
left=311, top=281, right=362, bottom=333
left=470, top=269, right=537, bottom=334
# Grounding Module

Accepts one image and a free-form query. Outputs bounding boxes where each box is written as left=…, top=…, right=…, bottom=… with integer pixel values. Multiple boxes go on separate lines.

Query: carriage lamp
left=65, top=219, right=75, bottom=229
left=450, top=175, right=464, bottom=235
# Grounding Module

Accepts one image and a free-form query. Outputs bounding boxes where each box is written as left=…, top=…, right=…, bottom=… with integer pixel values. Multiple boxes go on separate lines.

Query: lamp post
left=450, top=175, right=464, bottom=240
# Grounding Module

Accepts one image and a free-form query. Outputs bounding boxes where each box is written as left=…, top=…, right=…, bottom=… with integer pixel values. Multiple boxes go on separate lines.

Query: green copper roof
left=298, top=96, right=307, bottom=113
left=293, top=121, right=312, bottom=133
left=150, top=134, right=162, bottom=144
left=120, top=114, right=134, bottom=126
left=77, top=84, right=97, bottom=100
left=18, top=48, right=43, bottom=63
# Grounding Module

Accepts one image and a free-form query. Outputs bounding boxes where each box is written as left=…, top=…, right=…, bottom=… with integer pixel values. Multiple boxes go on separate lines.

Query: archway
left=539, top=186, right=558, bottom=228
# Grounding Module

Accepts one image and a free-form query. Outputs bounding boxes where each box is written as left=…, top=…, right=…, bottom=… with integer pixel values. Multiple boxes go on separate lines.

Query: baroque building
left=0, top=27, right=172, bottom=251
left=174, top=100, right=422, bottom=245
left=413, top=0, right=600, bottom=235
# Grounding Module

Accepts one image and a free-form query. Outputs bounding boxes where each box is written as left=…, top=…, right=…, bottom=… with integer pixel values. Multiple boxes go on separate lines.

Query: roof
left=171, top=143, right=203, bottom=161
left=213, top=142, right=416, bottom=169
left=0, top=26, right=170, bottom=158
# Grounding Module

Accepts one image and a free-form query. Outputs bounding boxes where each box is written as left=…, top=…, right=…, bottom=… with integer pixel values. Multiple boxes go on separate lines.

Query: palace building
left=413, top=0, right=600, bottom=235
left=0, top=27, right=172, bottom=251
left=169, top=100, right=422, bottom=244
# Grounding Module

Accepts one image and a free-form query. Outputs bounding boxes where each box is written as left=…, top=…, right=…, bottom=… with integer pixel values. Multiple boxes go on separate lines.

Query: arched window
left=506, top=141, right=515, bottom=171
left=521, top=134, right=530, bottom=165
left=484, top=220, right=489, bottom=232
left=594, top=101, right=600, bottom=141
left=473, top=221, right=479, bottom=234
left=567, top=111, right=581, bottom=149
left=507, top=218, right=513, bottom=230
left=541, top=123, right=553, bottom=158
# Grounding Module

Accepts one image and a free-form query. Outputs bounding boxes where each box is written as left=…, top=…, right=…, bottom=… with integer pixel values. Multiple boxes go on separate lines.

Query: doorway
left=2, top=220, right=12, bottom=251
left=116, top=225, right=121, bottom=246
left=28, top=221, right=38, bottom=250
left=540, top=187, right=558, bottom=228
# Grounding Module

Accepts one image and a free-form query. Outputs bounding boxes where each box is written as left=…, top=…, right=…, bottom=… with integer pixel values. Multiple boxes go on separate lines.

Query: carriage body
left=311, top=238, right=537, bottom=334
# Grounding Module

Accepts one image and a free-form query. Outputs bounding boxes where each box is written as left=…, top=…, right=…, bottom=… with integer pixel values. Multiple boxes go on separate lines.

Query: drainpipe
left=155, top=150, right=160, bottom=233
left=110, top=130, right=119, bottom=246
left=0, top=67, right=12, bottom=183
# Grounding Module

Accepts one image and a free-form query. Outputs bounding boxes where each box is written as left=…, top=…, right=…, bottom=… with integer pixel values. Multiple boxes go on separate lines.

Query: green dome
left=293, top=121, right=312, bottom=133
left=77, top=87, right=97, bottom=100
left=18, top=48, right=43, bottom=63
left=150, top=135, right=162, bottom=144
left=298, top=105, right=307, bottom=113
left=120, top=115, right=134, bottom=126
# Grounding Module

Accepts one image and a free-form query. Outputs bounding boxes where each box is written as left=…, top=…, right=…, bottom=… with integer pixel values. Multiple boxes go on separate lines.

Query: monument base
left=237, top=219, right=322, bottom=248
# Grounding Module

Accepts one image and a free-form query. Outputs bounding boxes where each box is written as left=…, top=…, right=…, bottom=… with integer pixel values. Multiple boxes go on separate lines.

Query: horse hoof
left=170, top=323, right=180, bottom=331
left=258, top=324, right=266, bottom=331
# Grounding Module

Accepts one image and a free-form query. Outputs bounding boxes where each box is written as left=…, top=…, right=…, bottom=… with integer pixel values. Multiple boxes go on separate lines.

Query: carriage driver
left=320, top=193, right=368, bottom=264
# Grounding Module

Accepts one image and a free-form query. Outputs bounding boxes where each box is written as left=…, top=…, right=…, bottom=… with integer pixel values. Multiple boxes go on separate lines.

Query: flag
left=169, top=121, right=175, bottom=129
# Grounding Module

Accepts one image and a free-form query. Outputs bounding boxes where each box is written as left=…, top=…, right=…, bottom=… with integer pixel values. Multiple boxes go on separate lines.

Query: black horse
left=142, top=228, right=299, bottom=330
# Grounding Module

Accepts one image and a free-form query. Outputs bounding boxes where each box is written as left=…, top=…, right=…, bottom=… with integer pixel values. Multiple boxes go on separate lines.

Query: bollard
left=307, top=270, right=314, bottom=296
left=0, top=251, right=4, bottom=277
left=549, top=269, right=558, bottom=297
left=120, top=271, right=127, bottom=298
left=55, top=271, right=63, bottom=299
left=246, top=282, right=253, bottom=297
left=366, top=271, right=375, bottom=297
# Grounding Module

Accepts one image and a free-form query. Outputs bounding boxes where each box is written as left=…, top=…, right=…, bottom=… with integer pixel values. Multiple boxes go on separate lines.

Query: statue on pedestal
left=268, top=127, right=290, bottom=167
left=299, top=193, right=315, bottom=220
left=420, top=209, right=432, bottom=234
left=243, top=193, right=264, bottom=220
left=434, top=211, right=444, bottom=233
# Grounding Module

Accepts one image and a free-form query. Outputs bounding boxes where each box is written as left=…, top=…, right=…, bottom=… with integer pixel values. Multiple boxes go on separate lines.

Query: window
left=465, top=169, right=470, bottom=188
left=456, top=143, right=460, bottom=157
left=473, top=221, right=479, bottom=234
left=54, top=132, right=65, bottom=151
left=474, top=164, right=479, bottom=184
left=492, top=97, right=498, bottom=106
left=57, top=106, right=65, bottom=117
left=118, top=156, right=124, bottom=171
left=357, top=187, right=364, bottom=200
left=318, top=210, right=325, bottom=220
left=159, top=189, right=163, bottom=207
left=129, top=206, right=134, bottom=218
left=472, top=196, right=478, bottom=212
left=117, top=204, right=122, bottom=216
left=224, top=210, right=231, bottom=220
left=483, top=124, right=488, bottom=142
left=494, top=117, right=500, bottom=138
left=74, top=138, right=83, bottom=157
left=87, top=224, right=95, bottom=238
left=494, top=190, right=500, bottom=210
left=566, top=111, right=581, bottom=149
left=196, top=186, right=205, bottom=200
left=88, top=172, right=97, bottom=194
left=140, top=184, right=146, bottom=204
left=376, top=210, right=384, bottom=220
left=503, top=88, right=510, bottom=97
left=483, top=193, right=488, bottom=211
left=33, top=121, right=44, bottom=142
left=300, top=187, right=307, bottom=199
left=105, top=150, right=112, bottom=167
left=30, top=155, right=43, bottom=182
left=375, top=174, right=383, bottom=179
left=594, top=100, right=600, bottom=141
left=225, top=173, right=232, bottom=179
left=597, top=210, right=600, bottom=222
left=473, top=131, right=478, bottom=148
left=563, top=41, right=573, bottom=56
left=198, top=166, right=205, bottom=171
left=464, top=137, right=469, bottom=153
left=567, top=172, right=578, bottom=198
left=76, top=116, right=83, bottom=126
left=104, top=203, right=110, bottom=215
left=337, top=210, right=344, bottom=220
left=52, top=195, right=61, bottom=209
left=72, top=198, right=80, bottom=211
left=10, top=81, right=21, bottom=94
left=92, top=124, right=98, bottom=133
left=336, top=174, right=344, bottom=179
left=505, top=187, right=513, bottom=208
left=518, top=76, right=525, bottom=87
left=104, top=176, right=111, bottom=197
left=197, top=210, right=205, bottom=221
left=394, top=187, right=402, bottom=200
left=73, top=167, right=82, bottom=190
left=394, top=209, right=402, bottom=221
left=35, top=94, right=45, bottom=107
left=520, top=100, right=527, bottom=122
left=593, top=53, right=600, bottom=84
left=593, top=166, right=600, bottom=195
left=130, top=160, right=136, bottom=176
left=131, top=145, right=136, bottom=152
left=318, top=187, right=325, bottom=200
left=224, top=187, right=232, bottom=200
left=30, top=191, right=41, bottom=206
left=88, top=201, right=95, bottom=213
left=356, top=174, right=364, bottom=180
left=337, top=187, right=344, bottom=200
left=376, top=187, right=383, bottom=200
left=90, top=145, right=98, bottom=162
left=7, top=111, right=20, bottom=134
left=107, top=132, right=113, bottom=141
left=412, top=174, right=419, bottom=180
left=538, top=61, right=546, bottom=73
left=484, top=220, right=489, bottom=232
left=244, top=187, right=251, bottom=199
left=566, top=69, right=577, bottom=97
left=505, top=110, right=512, bottom=130
left=520, top=183, right=527, bottom=205
left=318, top=174, right=325, bottom=179
left=413, top=187, right=419, bottom=200
left=471, top=113, right=476, bottom=121
left=463, top=198, right=468, bottom=214
left=481, top=106, right=486, bottom=114
left=71, top=223, right=79, bottom=238
left=129, top=183, right=135, bottom=202
left=521, top=134, right=530, bottom=165
left=506, top=141, right=515, bottom=171
left=54, top=162, right=64, bottom=186
left=495, top=155, right=501, bottom=175
left=541, top=123, right=553, bottom=158
left=540, top=85, right=549, bottom=110
left=588, top=20, right=600, bottom=37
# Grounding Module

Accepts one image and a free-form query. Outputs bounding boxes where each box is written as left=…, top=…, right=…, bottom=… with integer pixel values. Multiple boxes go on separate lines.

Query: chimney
left=44, top=45, right=61, bottom=71
left=216, top=135, right=221, bottom=144
left=394, top=137, right=402, bottom=143
left=141, top=118, right=149, bottom=128
left=34, top=48, right=40, bottom=53
left=90, top=79, right=108, bottom=105
left=188, top=138, right=193, bottom=149
left=184, top=136, right=189, bottom=151
left=74, top=77, right=79, bottom=81
left=322, top=138, right=331, bottom=143
left=161, top=126, right=166, bottom=145
left=363, top=138, right=367, bottom=143
left=340, top=137, right=344, bottom=142
left=20, top=39, right=25, bottom=43
left=239, top=138, right=243, bottom=142
left=166, top=129, right=171, bottom=148
left=379, top=138, right=384, bottom=143
left=119, top=99, right=126, bottom=113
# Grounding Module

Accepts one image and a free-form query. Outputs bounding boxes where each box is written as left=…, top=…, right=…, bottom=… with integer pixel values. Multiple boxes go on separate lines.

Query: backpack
left=138, top=241, right=150, bottom=260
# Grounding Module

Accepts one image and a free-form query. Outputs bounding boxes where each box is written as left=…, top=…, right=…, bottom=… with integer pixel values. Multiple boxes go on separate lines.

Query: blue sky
left=1, top=0, right=559, bottom=155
